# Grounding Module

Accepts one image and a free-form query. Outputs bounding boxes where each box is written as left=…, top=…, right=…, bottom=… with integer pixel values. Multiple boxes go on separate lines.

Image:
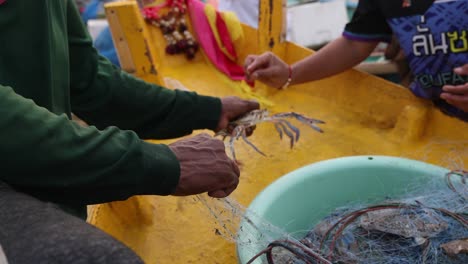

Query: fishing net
left=198, top=170, right=467, bottom=264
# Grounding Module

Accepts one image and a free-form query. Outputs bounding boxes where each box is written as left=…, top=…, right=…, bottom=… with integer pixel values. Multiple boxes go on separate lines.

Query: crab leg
left=274, top=123, right=284, bottom=140
left=273, top=112, right=325, bottom=133
left=279, top=119, right=300, bottom=142
left=241, top=130, right=266, bottom=156
left=228, top=137, right=237, bottom=161
left=295, top=115, right=325, bottom=133
left=228, top=126, right=243, bottom=161
left=276, top=120, right=295, bottom=149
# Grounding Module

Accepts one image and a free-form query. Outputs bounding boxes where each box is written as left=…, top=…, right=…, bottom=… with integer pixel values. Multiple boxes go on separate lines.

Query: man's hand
left=441, top=64, right=468, bottom=112
left=169, top=133, right=240, bottom=198
left=215, top=96, right=260, bottom=133
left=244, top=52, right=290, bottom=89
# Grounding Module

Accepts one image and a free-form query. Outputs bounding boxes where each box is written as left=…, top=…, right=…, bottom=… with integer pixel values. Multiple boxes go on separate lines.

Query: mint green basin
left=236, top=156, right=450, bottom=264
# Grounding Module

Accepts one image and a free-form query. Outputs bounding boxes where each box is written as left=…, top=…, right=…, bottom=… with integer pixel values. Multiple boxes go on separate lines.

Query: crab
left=215, top=109, right=325, bottom=160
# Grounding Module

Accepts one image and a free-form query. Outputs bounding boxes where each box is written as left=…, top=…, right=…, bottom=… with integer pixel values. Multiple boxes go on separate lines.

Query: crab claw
left=295, top=114, right=325, bottom=133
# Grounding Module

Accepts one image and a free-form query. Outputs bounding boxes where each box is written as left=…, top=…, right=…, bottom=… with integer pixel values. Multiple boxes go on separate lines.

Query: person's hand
left=441, top=64, right=468, bottom=112
left=244, top=52, right=290, bottom=89
left=215, top=96, right=260, bottom=134
left=169, top=133, right=240, bottom=198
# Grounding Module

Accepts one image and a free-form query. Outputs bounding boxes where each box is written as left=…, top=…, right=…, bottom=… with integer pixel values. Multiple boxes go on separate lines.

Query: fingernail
left=454, top=67, right=462, bottom=73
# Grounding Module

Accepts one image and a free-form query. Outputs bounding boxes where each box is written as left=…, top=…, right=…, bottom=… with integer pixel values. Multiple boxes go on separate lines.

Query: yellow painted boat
left=87, top=1, right=468, bottom=263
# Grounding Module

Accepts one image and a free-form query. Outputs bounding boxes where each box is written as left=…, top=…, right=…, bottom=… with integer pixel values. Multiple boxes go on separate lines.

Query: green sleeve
left=67, top=0, right=222, bottom=139
left=0, top=86, right=180, bottom=205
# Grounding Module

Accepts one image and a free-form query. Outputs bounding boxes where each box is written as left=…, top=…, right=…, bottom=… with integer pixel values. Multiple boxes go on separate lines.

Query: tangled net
left=245, top=170, right=468, bottom=264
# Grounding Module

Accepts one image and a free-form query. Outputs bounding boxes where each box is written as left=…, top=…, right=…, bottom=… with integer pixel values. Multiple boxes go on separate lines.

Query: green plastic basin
left=236, top=155, right=450, bottom=264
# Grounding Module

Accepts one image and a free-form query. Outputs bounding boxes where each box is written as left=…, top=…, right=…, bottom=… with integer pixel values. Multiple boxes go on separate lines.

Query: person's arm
left=245, top=0, right=389, bottom=89
left=0, top=1, right=258, bottom=207
left=291, top=37, right=378, bottom=84
left=1, top=84, right=254, bottom=205
left=0, top=85, right=179, bottom=205
left=244, top=37, right=378, bottom=88
left=67, top=0, right=221, bottom=139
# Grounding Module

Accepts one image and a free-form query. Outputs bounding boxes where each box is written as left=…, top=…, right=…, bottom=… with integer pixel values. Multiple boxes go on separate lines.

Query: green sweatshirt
left=0, top=0, right=221, bottom=216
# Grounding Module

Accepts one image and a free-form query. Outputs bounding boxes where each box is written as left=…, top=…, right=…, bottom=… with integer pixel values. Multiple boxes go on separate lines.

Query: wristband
left=281, top=65, right=292, bottom=90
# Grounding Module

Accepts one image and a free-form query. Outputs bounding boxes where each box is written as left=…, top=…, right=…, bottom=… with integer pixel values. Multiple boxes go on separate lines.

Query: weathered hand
left=169, top=133, right=240, bottom=198
left=441, top=64, right=468, bottom=112
left=244, top=52, right=290, bottom=89
left=215, top=96, right=260, bottom=134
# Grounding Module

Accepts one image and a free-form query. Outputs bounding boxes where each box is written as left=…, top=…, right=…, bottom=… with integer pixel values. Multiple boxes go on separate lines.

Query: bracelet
left=280, top=65, right=292, bottom=90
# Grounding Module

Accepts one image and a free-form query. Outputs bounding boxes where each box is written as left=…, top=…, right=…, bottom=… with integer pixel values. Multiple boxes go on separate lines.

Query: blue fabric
left=387, top=0, right=468, bottom=121
left=82, top=0, right=101, bottom=24
left=81, top=0, right=120, bottom=67
left=95, top=27, right=120, bottom=67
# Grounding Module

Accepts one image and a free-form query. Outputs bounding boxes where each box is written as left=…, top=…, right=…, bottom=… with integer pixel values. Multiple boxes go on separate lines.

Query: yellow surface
left=88, top=1, right=468, bottom=263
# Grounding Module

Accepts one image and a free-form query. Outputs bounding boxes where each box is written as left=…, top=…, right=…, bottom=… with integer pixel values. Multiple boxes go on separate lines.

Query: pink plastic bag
left=187, top=0, right=246, bottom=81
